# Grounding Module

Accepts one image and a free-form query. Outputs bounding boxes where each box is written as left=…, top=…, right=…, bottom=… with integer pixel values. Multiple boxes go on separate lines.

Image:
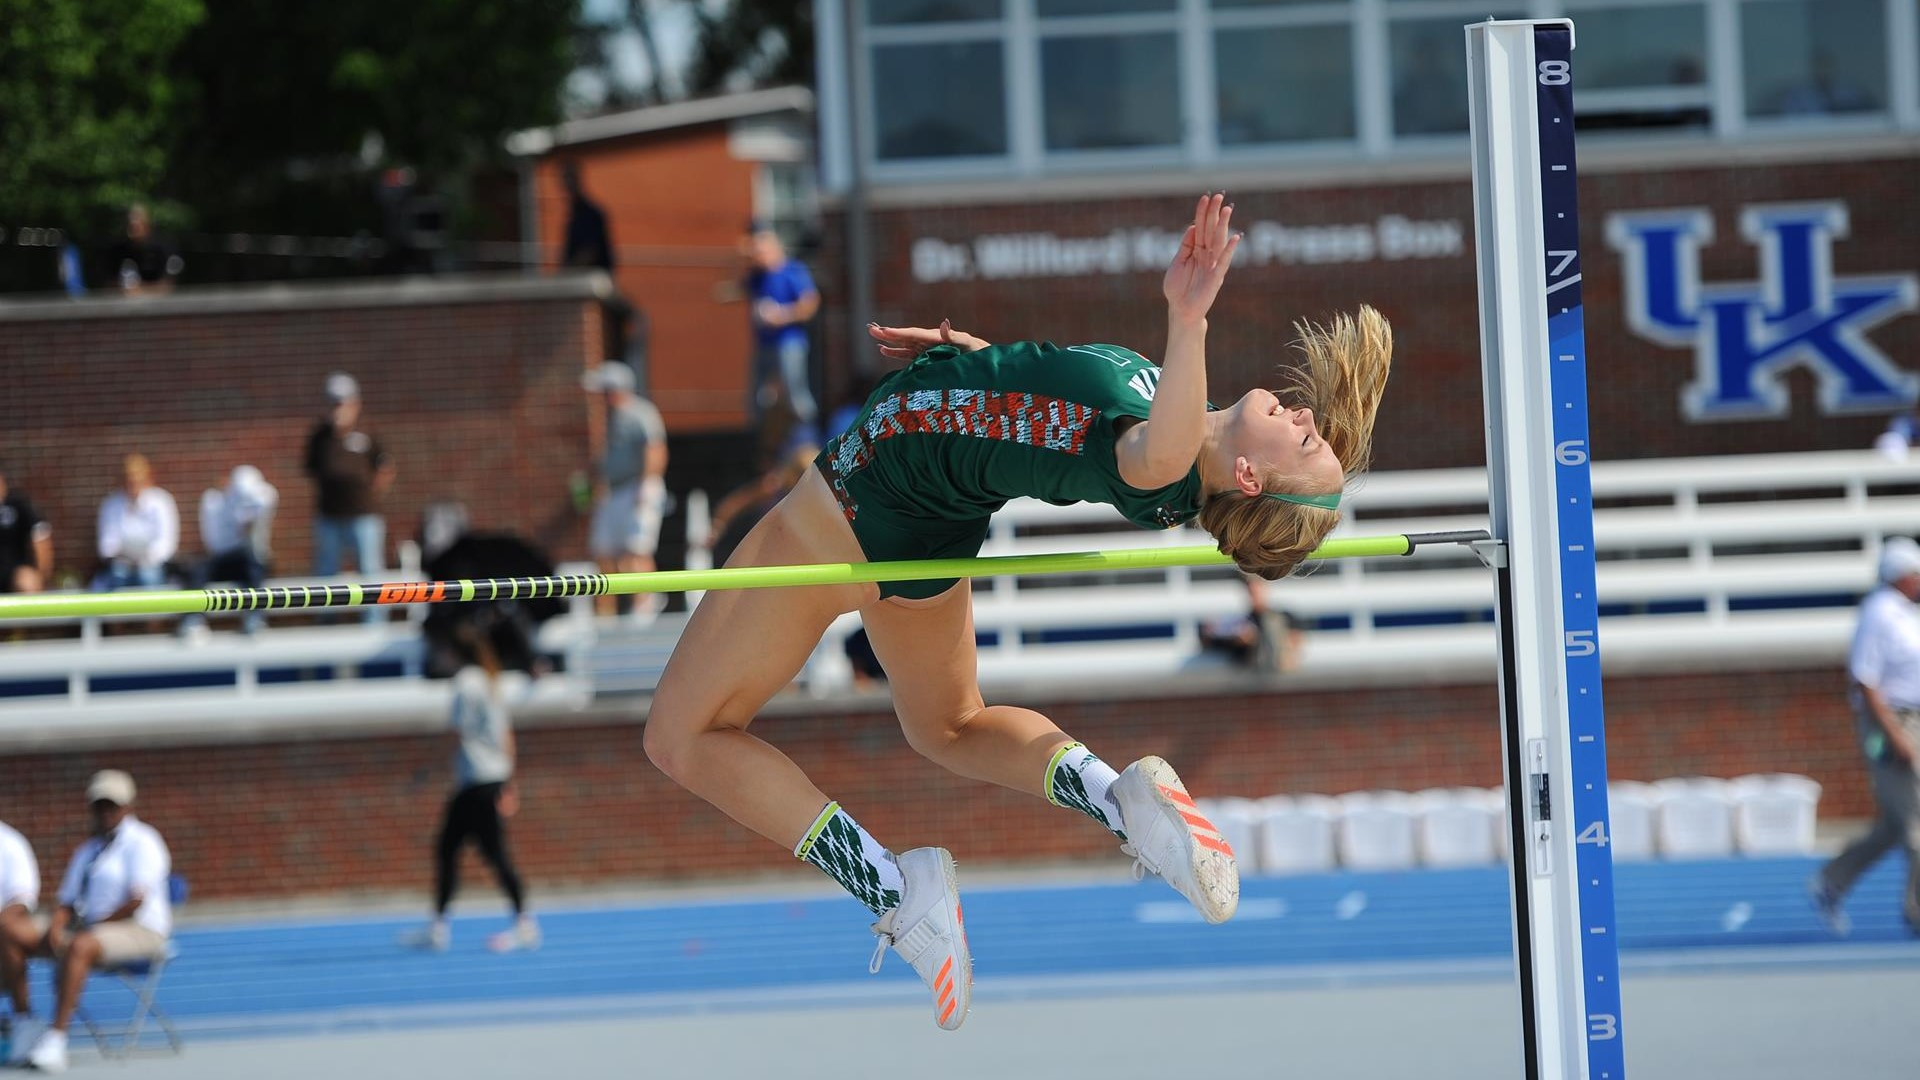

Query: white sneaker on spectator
left=625, top=594, right=665, bottom=627
left=1808, top=876, right=1851, bottom=936
left=6, top=1017, right=44, bottom=1065
left=868, top=847, right=971, bottom=1031
left=25, top=1026, right=68, bottom=1073
left=488, top=917, right=541, bottom=953
left=398, top=921, right=449, bottom=952
left=1112, top=756, right=1239, bottom=925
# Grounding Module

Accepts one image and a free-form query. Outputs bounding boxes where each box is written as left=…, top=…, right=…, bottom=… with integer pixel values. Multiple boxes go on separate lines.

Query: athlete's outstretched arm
left=1117, top=193, right=1241, bottom=489
left=868, top=320, right=991, bottom=360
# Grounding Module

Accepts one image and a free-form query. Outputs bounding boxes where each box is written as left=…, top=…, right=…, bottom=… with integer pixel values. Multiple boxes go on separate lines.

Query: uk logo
left=1606, top=202, right=1918, bottom=421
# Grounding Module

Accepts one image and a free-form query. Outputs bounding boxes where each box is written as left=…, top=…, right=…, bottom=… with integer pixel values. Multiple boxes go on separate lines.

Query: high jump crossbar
left=0, top=531, right=1490, bottom=622
left=1469, top=19, right=1624, bottom=1080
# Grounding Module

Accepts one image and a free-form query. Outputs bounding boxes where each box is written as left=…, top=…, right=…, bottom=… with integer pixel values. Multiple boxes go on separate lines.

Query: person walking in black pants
left=402, top=622, right=539, bottom=953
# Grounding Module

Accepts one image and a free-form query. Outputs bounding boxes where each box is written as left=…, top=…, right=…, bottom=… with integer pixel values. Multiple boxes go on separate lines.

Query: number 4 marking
left=1577, top=821, right=1608, bottom=847
left=1547, top=250, right=1576, bottom=277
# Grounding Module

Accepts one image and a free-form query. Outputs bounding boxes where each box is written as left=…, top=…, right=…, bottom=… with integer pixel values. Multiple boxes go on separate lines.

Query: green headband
left=1263, top=491, right=1342, bottom=510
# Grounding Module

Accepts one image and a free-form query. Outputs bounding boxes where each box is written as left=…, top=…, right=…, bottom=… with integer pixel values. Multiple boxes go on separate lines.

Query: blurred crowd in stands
left=1, top=174, right=1319, bottom=681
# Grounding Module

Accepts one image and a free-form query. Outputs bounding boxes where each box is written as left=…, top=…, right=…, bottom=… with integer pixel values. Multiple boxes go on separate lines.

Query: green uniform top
left=818, top=341, right=1204, bottom=597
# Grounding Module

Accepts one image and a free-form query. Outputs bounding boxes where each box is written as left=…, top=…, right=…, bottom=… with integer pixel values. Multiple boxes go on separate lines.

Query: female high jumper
left=645, top=193, right=1391, bottom=1029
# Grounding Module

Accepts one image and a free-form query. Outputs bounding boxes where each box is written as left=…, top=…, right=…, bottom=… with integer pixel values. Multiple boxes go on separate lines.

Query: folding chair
left=79, top=874, right=186, bottom=1058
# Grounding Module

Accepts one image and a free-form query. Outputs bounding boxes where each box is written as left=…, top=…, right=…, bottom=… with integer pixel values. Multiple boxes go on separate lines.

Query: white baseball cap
left=325, top=372, right=360, bottom=403
left=85, top=769, right=136, bottom=807
left=579, top=363, right=636, bottom=393
left=1880, top=537, right=1920, bottom=585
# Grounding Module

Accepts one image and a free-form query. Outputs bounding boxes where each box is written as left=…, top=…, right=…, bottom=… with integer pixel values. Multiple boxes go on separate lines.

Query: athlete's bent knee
left=902, top=706, right=978, bottom=764
left=641, top=720, right=688, bottom=781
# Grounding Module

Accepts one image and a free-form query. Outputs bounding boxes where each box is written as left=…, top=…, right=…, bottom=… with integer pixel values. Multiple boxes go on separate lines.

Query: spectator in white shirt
left=92, top=454, right=179, bottom=591
left=183, top=465, right=279, bottom=636
left=1812, top=538, right=1920, bottom=936
left=11, top=771, right=172, bottom=1073
left=0, top=819, right=40, bottom=1059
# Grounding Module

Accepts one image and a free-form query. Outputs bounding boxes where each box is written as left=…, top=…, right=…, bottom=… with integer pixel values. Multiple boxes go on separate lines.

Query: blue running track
left=59, top=856, right=1920, bottom=1041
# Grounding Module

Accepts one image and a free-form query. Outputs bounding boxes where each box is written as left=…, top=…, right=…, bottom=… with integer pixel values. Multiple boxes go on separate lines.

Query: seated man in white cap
left=10, top=770, right=172, bottom=1073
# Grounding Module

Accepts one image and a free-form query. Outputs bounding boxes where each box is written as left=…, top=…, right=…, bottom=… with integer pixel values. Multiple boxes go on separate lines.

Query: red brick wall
left=533, top=126, right=760, bottom=431
left=0, top=665, right=1865, bottom=902
left=818, top=153, right=1920, bottom=469
left=0, top=283, right=606, bottom=583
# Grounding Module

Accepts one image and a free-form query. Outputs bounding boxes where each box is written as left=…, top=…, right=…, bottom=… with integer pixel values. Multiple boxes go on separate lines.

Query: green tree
left=0, top=0, right=205, bottom=233
left=166, top=0, right=576, bottom=231
left=684, top=0, right=813, bottom=96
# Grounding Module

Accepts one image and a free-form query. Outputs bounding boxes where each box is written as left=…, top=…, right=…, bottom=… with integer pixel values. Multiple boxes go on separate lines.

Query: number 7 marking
left=1547, top=250, right=1577, bottom=277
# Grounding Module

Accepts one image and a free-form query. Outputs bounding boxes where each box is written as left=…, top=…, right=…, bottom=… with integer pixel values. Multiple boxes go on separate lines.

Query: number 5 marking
left=1565, top=629, right=1596, bottom=657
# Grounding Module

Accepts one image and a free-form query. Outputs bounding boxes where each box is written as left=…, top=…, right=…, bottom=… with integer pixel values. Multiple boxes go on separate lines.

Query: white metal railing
left=792, top=449, right=1920, bottom=692
left=0, top=549, right=599, bottom=736
left=7, top=449, right=1914, bottom=726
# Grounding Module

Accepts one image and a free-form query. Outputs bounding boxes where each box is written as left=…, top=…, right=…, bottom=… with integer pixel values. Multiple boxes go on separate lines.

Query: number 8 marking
left=1538, top=60, right=1570, bottom=85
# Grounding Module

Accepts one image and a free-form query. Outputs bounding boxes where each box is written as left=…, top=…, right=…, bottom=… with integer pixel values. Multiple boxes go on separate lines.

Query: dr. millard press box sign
left=911, top=216, right=1466, bottom=283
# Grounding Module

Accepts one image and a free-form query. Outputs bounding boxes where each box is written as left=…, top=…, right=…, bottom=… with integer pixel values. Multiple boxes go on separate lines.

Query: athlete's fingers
left=870, top=324, right=944, bottom=346
left=1174, top=223, right=1197, bottom=263
left=1213, top=203, right=1234, bottom=258
left=1217, top=231, right=1243, bottom=274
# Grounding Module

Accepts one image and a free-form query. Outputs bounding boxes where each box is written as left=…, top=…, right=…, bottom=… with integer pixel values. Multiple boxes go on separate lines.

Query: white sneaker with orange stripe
left=1112, top=756, right=1240, bottom=924
left=869, top=846, right=973, bottom=1030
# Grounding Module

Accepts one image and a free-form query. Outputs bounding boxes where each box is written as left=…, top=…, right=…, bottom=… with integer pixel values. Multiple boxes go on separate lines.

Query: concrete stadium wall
left=0, top=665, right=1862, bottom=903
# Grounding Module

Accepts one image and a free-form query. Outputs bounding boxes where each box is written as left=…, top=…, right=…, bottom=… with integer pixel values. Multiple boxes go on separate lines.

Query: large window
left=848, top=0, right=1920, bottom=178
left=1042, top=33, right=1183, bottom=149
left=1215, top=23, right=1355, bottom=144
left=872, top=41, right=1011, bottom=159
left=1742, top=0, right=1888, bottom=119
left=1389, top=9, right=1526, bottom=136
left=1212, top=1, right=1357, bottom=148
left=1564, top=1, right=1710, bottom=129
left=1037, top=1, right=1184, bottom=152
left=869, top=0, right=1004, bottom=24
left=865, top=1, right=1011, bottom=162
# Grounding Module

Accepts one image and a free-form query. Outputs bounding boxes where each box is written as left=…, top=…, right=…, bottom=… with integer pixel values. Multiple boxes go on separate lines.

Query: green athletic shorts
left=811, top=458, right=989, bottom=601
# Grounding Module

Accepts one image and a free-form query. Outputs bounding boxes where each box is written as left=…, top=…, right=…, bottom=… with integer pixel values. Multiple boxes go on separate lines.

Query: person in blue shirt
left=744, top=221, right=821, bottom=446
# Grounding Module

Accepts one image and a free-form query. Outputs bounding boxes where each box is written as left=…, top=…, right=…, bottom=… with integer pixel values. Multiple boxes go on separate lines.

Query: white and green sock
left=1046, top=742, right=1126, bottom=840
left=795, top=801, right=904, bottom=916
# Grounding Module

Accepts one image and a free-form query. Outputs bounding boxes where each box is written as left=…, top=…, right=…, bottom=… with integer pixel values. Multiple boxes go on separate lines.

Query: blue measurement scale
left=1532, top=22, right=1625, bottom=1079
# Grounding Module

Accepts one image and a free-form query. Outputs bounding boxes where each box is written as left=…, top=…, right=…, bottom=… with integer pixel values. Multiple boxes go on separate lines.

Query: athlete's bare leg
left=860, top=584, right=1075, bottom=796
left=644, top=469, right=877, bottom=845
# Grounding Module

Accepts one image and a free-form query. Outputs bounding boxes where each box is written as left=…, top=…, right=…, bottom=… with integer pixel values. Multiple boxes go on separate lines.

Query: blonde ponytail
left=1196, top=306, right=1393, bottom=579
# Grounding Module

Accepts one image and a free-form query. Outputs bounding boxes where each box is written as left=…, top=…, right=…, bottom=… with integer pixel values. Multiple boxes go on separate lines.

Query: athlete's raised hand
left=1162, top=192, right=1240, bottom=325
left=867, top=319, right=992, bottom=360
